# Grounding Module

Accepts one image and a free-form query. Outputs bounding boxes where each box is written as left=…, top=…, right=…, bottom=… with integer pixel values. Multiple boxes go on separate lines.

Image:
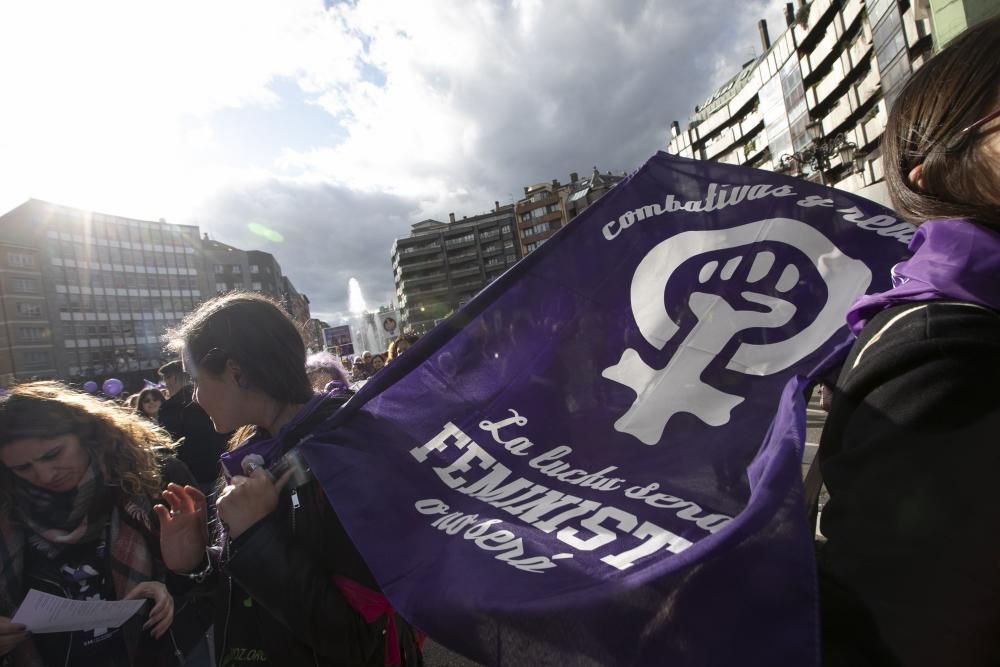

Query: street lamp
left=778, top=121, right=863, bottom=186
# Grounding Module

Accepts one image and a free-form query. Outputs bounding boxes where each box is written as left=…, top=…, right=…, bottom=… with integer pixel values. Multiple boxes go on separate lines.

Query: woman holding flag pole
left=817, top=16, right=1000, bottom=667
left=156, top=292, right=424, bottom=667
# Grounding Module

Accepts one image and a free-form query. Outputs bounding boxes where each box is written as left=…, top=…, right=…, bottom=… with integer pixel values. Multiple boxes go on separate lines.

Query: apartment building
left=516, top=168, right=623, bottom=255
left=392, top=203, right=519, bottom=333
left=666, top=0, right=936, bottom=201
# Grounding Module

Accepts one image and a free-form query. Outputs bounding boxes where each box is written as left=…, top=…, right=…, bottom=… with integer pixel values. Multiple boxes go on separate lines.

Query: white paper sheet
left=12, top=589, right=145, bottom=634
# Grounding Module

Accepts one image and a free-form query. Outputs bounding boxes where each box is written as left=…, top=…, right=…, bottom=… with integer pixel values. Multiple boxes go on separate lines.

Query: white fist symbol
left=603, top=218, right=872, bottom=445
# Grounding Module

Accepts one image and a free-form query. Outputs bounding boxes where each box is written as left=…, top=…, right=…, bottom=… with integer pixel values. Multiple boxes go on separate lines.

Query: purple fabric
left=219, top=391, right=330, bottom=478
left=847, top=218, right=1000, bottom=334
left=298, top=153, right=912, bottom=665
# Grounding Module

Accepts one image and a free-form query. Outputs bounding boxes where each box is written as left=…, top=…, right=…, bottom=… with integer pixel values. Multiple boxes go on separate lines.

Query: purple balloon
left=83, top=381, right=99, bottom=394
left=102, top=378, right=124, bottom=397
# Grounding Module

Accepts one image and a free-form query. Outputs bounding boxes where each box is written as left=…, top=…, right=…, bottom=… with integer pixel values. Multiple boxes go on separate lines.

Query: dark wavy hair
left=166, top=292, right=312, bottom=445
left=0, top=382, right=174, bottom=507
left=135, top=387, right=165, bottom=417
left=882, top=16, right=1000, bottom=228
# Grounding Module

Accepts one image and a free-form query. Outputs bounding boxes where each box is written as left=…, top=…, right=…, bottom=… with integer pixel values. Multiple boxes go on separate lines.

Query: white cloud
left=0, top=0, right=794, bottom=318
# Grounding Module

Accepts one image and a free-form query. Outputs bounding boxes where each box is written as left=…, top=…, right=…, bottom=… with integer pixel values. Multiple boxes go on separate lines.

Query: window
left=213, top=264, right=225, bottom=274
left=231, top=265, right=242, bottom=274
left=17, top=326, right=47, bottom=341
left=250, top=265, right=260, bottom=274
left=9, top=277, right=37, bottom=293
left=7, top=252, right=34, bottom=268
left=252, top=282, right=262, bottom=291
left=16, top=302, right=42, bottom=318
left=20, top=351, right=50, bottom=369
left=501, top=225, right=511, bottom=234
left=216, top=282, right=227, bottom=293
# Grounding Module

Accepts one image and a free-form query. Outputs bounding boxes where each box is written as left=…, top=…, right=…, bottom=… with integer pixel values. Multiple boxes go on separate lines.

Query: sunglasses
left=961, top=107, right=1000, bottom=134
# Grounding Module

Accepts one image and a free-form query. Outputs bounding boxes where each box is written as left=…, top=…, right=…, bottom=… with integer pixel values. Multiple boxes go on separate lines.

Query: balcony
left=704, top=125, right=738, bottom=160
left=447, top=250, right=479, bottom=264
left=479, top=230, right=500, bottom=242
left=811, top=58, right=846, bottom=109
left=399, top=243, right=441, bottom=257
left=807, top=19, right=842, bottom=76
left=449, top=266, right=481, bottom=280
left=444, top=236, right=475, bottom=249
left=399, top=273, right=445, bottom=291
left=407, top=284, right=449, bottom=298
left=841, top=0, right=865, bottom=35
left=854, top=66, right=880, bottom=108
left=398, top=257, right=445, bottom=274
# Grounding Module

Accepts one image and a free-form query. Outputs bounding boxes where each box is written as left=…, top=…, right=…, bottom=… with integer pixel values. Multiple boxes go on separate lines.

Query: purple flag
left=301, top=153, right=912, bottom=665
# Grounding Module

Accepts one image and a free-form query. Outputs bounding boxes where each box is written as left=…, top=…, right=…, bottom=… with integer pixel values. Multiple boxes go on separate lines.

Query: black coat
left=215, top=398, right=423, bottom=667
left=818, top=302, right=1000, bottom=666
left=158, top=386, right=229, bottom=486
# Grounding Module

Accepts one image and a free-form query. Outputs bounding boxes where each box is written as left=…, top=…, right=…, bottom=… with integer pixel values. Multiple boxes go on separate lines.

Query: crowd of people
left=0, top=18, right=997, bottom=666
left=342, top=333, right=420, bottom=384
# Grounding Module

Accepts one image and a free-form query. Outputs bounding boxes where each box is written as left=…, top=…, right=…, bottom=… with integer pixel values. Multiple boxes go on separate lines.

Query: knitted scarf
left=0, top=461, right=156, bottom=666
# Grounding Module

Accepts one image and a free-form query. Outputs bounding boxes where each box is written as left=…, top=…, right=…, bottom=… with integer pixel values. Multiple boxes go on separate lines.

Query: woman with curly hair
left=0, top=382, right=211, bottom=666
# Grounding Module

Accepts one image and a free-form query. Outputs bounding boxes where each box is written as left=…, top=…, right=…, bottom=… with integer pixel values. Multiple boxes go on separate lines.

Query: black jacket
left=158, top=385, right=229, bottom=486
left=8, top=457, right=214, bottom=667
left=215, top=397, right=423, bottom=667
left=818, top=302, right=1000, bottom=667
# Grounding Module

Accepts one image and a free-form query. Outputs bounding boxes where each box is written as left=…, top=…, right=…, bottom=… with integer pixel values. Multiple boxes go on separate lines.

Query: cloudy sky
left=0, top=0, right=788, bottom=323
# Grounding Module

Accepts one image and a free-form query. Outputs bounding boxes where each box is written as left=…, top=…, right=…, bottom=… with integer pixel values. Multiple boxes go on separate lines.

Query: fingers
left=274, top=468, right=294, bottom=490
left=144, top=595, right=174, bottom=639
left=123, top=582, right=146, bottom=601
left=0, top=617, right=27, bottom=635
left=153, top=504, right=171, bottom=527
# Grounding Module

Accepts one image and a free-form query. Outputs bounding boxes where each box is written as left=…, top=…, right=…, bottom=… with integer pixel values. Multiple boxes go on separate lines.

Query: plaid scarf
left=0, top=463, right=156, bottom=666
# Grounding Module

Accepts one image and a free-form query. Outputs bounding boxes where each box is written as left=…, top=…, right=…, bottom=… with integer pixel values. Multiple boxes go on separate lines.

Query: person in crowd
left=304, top=350, right=350, bottom=393
left=157, top=361, right=229, bottom=495
left=0, top=382, right=212, bottom=666
left=350, top=356, right=371, bottom=383
left=370, top=353, right=386, bottom=374
left=817, top=17, right=1000, bottom=666
left=136, top=387, right=166, bottom=422
left=387, top=333, right=419, bottom=362
left=124, top=392, right=141, bottom=411
left=156, top=292, right=423, bottom=667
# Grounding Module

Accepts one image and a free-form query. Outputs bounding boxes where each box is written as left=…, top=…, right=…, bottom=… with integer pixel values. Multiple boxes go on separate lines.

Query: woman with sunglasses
left=156, top=292, right=423, bottom=667
left=817, top=17, right=1000, bottom=667
left=135, top=387, right=166, bottom=422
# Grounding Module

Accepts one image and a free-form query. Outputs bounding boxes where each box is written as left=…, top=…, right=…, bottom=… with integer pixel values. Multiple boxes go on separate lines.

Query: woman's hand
left=124, top=581, right=174, bottom=640
left=154, top=483, right=208, bottom=573
left=217, top=468, right=292, bottom=539
left=0, top=616, right=27, bottom=656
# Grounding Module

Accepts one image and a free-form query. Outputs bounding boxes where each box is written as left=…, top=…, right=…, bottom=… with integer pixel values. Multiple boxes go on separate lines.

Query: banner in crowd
left=302, top=153, right=914, bottom=665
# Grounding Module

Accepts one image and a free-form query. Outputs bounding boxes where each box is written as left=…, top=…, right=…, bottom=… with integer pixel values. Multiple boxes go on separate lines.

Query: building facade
left=0, top=200, right=205, bottom=383
left=0, top=240, right=54, bottom=381
left=516, top=168, right=623, bottom=255
left=666, top=0, right=935, bottom=200
left=0, top=199, right=309, bottom=385
left=392, top=203, right=520, bottom=333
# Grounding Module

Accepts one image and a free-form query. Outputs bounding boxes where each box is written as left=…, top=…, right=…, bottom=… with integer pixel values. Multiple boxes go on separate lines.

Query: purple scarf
left=847, top=218, right=1000, bottom=334
left=219, top=392, right=333, bottom=479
